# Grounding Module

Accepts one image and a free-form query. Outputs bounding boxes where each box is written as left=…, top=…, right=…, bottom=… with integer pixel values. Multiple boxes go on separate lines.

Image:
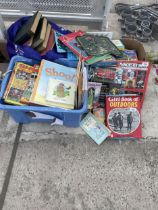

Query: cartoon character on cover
left=127, top=112, right=133, bottom=131
left=114, top=68, right=123, bottom=84
left=56, top=83, right=71, bottom=98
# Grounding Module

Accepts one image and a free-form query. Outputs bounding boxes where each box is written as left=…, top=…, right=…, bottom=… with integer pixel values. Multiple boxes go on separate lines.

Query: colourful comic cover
left=59, top=31, right=92, bottom=60
left=30, top=59, right=77, bottom=109
left=46, top=78, right=76, bottom=109
left=4, top=62, right=35, bottom=105
left=105, top=95, right=142, bottom=139
left=116, top=61, right=151, bottom=106
left=20, top=64, right=39, bottom=104
left=54, top=31, right=67, bottom=53
left=80, top=112, right=111, bottom=145
left=88, top=82, right=102, bottom=109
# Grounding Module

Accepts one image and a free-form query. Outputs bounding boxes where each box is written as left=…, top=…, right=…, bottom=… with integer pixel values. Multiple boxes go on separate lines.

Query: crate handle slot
left=25, top=111, right=64, bottom=125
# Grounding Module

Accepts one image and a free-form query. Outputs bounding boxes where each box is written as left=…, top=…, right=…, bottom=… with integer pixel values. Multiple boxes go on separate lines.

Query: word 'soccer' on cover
left=105, top=95, right=142, bottom=139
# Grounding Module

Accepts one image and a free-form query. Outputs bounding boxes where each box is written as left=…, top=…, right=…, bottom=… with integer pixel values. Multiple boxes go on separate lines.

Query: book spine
left=30, top=60, right=44, bottom=103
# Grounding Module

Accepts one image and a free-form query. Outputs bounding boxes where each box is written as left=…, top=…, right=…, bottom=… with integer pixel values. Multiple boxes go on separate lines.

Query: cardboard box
left=121, top=38, right=146, bottom=61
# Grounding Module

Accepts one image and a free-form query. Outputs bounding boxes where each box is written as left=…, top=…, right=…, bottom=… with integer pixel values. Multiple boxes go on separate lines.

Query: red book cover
left=40, top=29, right=55, bottom=55
left=58, top=31, right=92, bottom=61
left=116, top=60, right=151, bottom=107
left=105, top=95, right=142, bottom=139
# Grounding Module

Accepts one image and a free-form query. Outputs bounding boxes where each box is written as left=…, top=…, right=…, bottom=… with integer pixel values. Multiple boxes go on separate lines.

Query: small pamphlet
left=80, top=112, right=111, bottom=145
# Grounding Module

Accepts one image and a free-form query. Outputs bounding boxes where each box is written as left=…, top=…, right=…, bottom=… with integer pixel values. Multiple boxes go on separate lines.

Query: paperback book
left=105, top=95, right=142, bottom=139
left=80, top=112, right=111, bottom=145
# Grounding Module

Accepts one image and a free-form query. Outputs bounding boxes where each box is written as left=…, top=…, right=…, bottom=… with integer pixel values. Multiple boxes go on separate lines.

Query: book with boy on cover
left=3, top=62, right=35, bottom=105
left=105, top=95, right=142, bottom=139
left=30, top=60, right=77, bottom=109
left=80, top=112, right=111, bottom=145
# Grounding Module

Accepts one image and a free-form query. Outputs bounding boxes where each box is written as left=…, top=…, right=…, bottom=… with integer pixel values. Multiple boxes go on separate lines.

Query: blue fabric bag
left=7, top=16, right=71, bottom=62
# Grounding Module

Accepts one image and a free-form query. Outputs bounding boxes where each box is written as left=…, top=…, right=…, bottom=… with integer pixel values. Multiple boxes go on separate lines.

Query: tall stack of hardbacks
left=14, top=11, right=54, bottom=55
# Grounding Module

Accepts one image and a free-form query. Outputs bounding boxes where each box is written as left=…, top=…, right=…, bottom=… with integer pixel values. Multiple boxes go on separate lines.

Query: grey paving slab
left=0, top=111, right=18, bottom=143
left=0, top=143, right=13, bottom=198
left=3, top=136, right=158, bottom=210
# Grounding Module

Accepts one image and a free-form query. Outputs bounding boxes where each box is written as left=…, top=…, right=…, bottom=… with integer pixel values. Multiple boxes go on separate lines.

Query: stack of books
left=3, top=59, right=84, bottom=110
left=14, top=11, right=55, bottom=55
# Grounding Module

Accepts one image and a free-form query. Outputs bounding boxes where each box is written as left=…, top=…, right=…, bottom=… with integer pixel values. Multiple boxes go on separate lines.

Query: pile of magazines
left=81, top=60, right=151, bottom=144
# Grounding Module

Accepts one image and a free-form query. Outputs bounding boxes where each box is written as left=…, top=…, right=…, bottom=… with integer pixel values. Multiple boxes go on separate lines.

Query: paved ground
left=1, top=4, right=158, bottom=210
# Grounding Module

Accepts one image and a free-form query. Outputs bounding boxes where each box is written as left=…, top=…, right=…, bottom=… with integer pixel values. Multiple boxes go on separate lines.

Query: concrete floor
left=0, top=6, right=158, bottom=210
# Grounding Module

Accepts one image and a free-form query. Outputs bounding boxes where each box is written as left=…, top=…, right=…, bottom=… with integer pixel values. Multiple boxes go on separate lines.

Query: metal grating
left=0, top=0, right=97, bottom=14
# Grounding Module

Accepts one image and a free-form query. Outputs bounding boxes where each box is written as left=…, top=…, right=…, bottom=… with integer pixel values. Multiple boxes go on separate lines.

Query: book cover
left=32, top=17, right=47, bottom=48
left=30, top=59, right=77, bottom=109
left=80, top=112, right=111, bottom=145
left=20, top=64, right=39, bottom=104
left=14, top=11, right=42, bottom=44
left=46, top=78, right=75, bottom=108
left=4, top=62, right=35, bottom=105
left=93, top=108, right=105, bottom=124
left=54, top=31, right=67, bottom=53
left=76, top=34, right=122, bottom=57
left=105, top=95, right=142, bottom=139
left=59, top=31, right=92, bottom=60
left=37, top=23, right=51, bottom=51
left=116, top=61, right=151, bottom=106
left=88, top=82, right=102, bottom=109
left=40, top=29, right=55, bottom=55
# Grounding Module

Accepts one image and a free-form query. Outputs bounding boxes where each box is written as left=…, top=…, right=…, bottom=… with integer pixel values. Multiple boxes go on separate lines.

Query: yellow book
left=4, top=62, right=35, bottom=105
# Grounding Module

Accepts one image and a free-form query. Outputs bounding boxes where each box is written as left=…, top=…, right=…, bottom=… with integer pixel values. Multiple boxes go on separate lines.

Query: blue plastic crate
left=0, top=56, right=88, bottom=127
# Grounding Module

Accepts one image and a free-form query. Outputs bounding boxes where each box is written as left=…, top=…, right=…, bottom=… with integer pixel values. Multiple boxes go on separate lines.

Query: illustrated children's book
left=46, top=78, right=76, bottom=108
left=54, top=31, right=67, bottom=53
left=3, top=62, right=35, bottom=105
left=76, top=34, right=123, bottom=57
left=88, top=82, right=102, bottom=109
left=80, top=112, right=111, bottom=145
left=105, top=95, right=142, bottom=139
left=20, top=64, right=39, bottom=104
left=30, top=59, right=77, bottom=109
left=59, top=31, right=92, bottom=60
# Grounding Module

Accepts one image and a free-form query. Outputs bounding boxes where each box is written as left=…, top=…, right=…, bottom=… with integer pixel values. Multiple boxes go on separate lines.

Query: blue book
left=80, top=112, right=111, bottom=145
left=30, top=59, right=77, bottom=109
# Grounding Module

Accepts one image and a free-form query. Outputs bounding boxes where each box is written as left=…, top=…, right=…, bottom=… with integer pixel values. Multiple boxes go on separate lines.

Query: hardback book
left=30, top=59, right=77, bottom=109
left=76, top=34, right=123, bottom=57
left=105, top=95, right=142, bottom=139
left=59, top=31, right=92, bottom=60
left=88, top=82, right=102, bottom=109
left=40, top=29, right=55, bottom=55
left=3, top=62, right=35, bottom=105
left=116, top=61, right=151, bottom=106
left=32, top=17, right=48, bottom=48
left=46, top=78, right=76, bottom=108
left=80, top=112, right=111, bottom=145
left=14, top=11, right=42, bottom=44
left=37, top=23, right=51, bottom=52
left=23, top=36, right=34, bottom=47
left=54, top=31, right=67, bottom=53
left=20, top=64, right=39, bottom=104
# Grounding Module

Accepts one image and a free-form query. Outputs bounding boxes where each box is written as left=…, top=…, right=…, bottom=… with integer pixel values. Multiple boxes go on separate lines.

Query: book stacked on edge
left=14, top=11, right=55, bottom=54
